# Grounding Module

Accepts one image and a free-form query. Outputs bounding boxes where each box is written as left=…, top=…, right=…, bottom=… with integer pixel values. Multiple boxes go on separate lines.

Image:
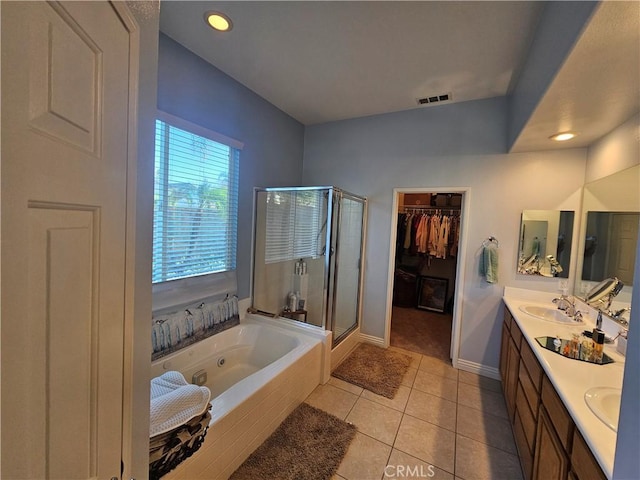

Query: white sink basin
left=584, top=387, right=621, bottom=432
left=519, top=305, right=582, bottom=324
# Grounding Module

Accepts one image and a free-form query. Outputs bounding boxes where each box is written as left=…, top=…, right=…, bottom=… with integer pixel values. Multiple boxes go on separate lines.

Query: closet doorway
left=385, top=188, right=469, bottom=365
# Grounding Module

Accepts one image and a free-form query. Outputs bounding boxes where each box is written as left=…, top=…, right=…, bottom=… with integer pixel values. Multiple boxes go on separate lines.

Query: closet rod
left=401, top=206, right=460, bottom=215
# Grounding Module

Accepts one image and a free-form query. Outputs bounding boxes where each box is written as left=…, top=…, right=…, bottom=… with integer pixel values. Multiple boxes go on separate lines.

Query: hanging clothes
left=403, top=213, right=413, bottom=250
left=436, top=215, right=450, bottom=259
left=428, top=214, right=440, bottom=256
left=449, top=215, right=459, bottom=257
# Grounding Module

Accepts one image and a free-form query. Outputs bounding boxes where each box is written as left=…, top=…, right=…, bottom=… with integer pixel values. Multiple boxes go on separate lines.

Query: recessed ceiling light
left=204, top=11, right=233, bottom=32
left=549, top=131, right=578, bottom=142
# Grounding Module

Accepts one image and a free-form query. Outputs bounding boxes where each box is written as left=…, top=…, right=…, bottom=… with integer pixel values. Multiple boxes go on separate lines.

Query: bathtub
left=151, top=313, right=331, bottom=480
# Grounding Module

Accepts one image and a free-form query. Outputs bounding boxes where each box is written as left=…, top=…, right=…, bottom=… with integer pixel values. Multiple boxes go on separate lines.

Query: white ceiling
left=160, top=1, right=640, bottom=151
left=511, top=0, right=640, bottom=152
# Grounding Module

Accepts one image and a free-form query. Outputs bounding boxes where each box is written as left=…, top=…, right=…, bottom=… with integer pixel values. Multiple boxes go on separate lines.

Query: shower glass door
left=252, top=188, right=329, bottom=328
left=330, top=192, right=366, bottom=346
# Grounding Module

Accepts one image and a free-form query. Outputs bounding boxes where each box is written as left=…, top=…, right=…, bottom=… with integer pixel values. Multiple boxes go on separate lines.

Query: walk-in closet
left=391, top=192, right=463, bottom=360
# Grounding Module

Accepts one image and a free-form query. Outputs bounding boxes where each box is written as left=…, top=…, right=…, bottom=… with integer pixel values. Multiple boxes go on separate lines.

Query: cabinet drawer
left=510, top=318, right=523, bottom=351
left=571, top=430, right=606, bottom=480
left=504, top=308, right=512, bottom=331
left=515, top=381, right=536, bottom=453
left=519, top=361, right=540, bottom=419
left=520, top=338, right=542, bottom=393
left=541, top=376, right=574, bottom=451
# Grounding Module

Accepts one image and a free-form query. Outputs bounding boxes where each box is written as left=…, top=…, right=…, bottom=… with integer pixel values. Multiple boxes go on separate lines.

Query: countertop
left=503, top=287, right=626, bottom=480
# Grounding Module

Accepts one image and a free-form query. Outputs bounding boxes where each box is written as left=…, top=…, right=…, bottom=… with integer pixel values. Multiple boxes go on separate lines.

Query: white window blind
left=153, top=116, right=239, bottom=284
left=265, top=190, right=325, bottom=264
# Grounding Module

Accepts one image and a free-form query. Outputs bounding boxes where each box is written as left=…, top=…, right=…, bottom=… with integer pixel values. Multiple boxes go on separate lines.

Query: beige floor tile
left=456, top=404, right=516, bottom=454
left=394, top=414, right=456, bottom=474
left=401, top=367, right=418, bottom=388
left=336, top=431, right=392, bottom=480
left=413, top=369, right=458, bottom=402
left=405, top=388, right=457, bottom=432
left=457, top=383, right=508, bottom=420
left=386, top=449, right=454, bottom=480
left=331, top=475, right=348, bottom=480
left=361, top=384, right=411, bottom=412
left=418, top=355, right=459, bottom=380
left=305, top=383, right=358, bottom=420
left=458, top=370, right=502, bottom=394
left=389, top=346, right=423, bottom=369
left=346, top=397, right=403, bottom=445
left=455, top=434, right=523, bottom=480
left=329, top=376, right=365, bottom=396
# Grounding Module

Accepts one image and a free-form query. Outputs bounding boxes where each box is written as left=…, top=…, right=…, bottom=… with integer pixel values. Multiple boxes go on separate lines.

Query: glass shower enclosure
left=251, top=186, right=367, bottom=347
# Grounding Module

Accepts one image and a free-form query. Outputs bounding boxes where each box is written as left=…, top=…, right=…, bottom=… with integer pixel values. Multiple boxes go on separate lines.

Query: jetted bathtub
left=151, top=314, right=329, bottom=479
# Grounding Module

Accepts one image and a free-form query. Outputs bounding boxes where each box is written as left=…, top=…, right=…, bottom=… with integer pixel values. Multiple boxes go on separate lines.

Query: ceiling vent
left=416, top=93, right=452, bottom=106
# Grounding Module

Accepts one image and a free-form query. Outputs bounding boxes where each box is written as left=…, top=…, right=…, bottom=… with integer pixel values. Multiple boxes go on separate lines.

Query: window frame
left=152, top=111, right=243, bottom=312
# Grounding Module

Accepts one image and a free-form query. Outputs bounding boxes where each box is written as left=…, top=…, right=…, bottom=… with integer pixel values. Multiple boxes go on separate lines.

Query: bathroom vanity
left=501, top=288, right=625, bottom=480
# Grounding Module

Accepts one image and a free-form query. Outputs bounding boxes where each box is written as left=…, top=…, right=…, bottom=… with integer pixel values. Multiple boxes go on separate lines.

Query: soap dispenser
left=592, top=311, right=605, bottom=363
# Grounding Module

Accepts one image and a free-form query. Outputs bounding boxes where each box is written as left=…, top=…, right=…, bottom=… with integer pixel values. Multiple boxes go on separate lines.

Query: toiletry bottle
left=288, top=291, right=298, bottom=312
left=592, top=329, right=605, bottom=363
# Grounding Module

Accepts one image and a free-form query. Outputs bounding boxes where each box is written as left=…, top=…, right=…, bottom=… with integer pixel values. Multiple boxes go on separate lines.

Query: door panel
left=607, top=213, right=639, bottom=284
left=332, top=195, right=365, bottom=345
left=2, top=2, right=131, bottom=478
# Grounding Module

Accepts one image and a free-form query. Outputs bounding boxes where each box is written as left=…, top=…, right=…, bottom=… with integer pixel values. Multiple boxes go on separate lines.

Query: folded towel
left=479, top=244, right=499, bottom=284
left=150, top=371, right=211, bottom=437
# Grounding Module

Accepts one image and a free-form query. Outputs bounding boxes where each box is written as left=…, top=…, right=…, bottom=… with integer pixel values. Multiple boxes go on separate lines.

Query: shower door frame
left=327, top=188, right=368, bottom=347
left=249, top=186, right=367, bottom=347
left=250, top=186, right=333, bottom=329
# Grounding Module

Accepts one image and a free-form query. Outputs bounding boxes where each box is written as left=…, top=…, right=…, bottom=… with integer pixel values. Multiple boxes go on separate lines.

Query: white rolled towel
left=150, top=371, right=211, bottom=437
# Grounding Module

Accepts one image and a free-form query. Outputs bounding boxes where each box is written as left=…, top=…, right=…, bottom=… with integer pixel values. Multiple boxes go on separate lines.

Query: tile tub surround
left=503, top=287, right=626, bottom=479
left=308, top=347, right=521, bottom=480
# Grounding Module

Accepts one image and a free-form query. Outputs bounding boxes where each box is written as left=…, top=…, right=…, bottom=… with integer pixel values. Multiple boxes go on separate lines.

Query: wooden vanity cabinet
left=500, top=305, right=607, bottom=480
left=512, top=337, right=543, bottom=480
left=501, top=308, right=521, bottom=422
left=533, top=407, right=570, bottom=480
left=570, top=431, right=607, bottom=480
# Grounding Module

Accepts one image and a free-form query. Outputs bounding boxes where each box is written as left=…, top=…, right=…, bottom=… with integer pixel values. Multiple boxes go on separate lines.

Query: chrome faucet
left=611, top=307, right=630, bottom=327
left=552, top=295, right=582, bottom=321
left=553, top=294, right=574, bottom=312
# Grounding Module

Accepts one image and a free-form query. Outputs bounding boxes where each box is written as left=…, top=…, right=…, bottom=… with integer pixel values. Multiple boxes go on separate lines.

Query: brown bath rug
left=332, top=343, right=412, bottom=398
left=230, top=402, right=356, bottom=480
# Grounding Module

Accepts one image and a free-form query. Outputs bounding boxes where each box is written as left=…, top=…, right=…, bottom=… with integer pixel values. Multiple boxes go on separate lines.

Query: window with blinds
left=153, top=116, right=239, bottom=284
left=265, top=190, right=326, bottom=264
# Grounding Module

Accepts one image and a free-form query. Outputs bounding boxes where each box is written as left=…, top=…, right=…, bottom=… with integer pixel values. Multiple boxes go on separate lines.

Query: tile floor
left=304, top=346, right=523, bottom=480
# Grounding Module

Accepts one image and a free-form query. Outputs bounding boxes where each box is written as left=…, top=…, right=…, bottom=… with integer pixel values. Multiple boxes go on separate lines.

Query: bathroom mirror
left=576, top=164, right=640, bottom=317
left=581, top=211, right=639, bottom=285
left=517, top=210, right=575, bottom=278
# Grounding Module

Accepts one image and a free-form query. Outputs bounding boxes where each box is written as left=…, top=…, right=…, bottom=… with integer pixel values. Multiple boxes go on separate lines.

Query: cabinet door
left=571, top=430, right=606, bottom=480
left=505, top=335, right=520, bottom=421
left=500, top=322, right=510, bottom=387
left=533, top=408, right=569, bottom=480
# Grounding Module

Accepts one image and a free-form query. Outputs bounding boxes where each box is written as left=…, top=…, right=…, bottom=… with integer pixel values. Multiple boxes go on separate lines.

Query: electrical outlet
left=558, top=279, right=568, bottom=292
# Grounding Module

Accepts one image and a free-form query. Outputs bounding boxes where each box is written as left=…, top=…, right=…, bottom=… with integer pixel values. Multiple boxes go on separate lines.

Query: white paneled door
left=2, top=2, right=135, bottom=478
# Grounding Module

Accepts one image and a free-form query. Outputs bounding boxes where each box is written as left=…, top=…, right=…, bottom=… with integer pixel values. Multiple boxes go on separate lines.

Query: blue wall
left=303, top=97, right=587, bottom=370
left=157, top=34, right=305, bottom=298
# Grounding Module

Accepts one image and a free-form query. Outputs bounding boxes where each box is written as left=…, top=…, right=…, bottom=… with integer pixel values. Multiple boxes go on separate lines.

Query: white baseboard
left=359, top=333, right=385, bottom=348
left=455, top=358, right=501, bottom=381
